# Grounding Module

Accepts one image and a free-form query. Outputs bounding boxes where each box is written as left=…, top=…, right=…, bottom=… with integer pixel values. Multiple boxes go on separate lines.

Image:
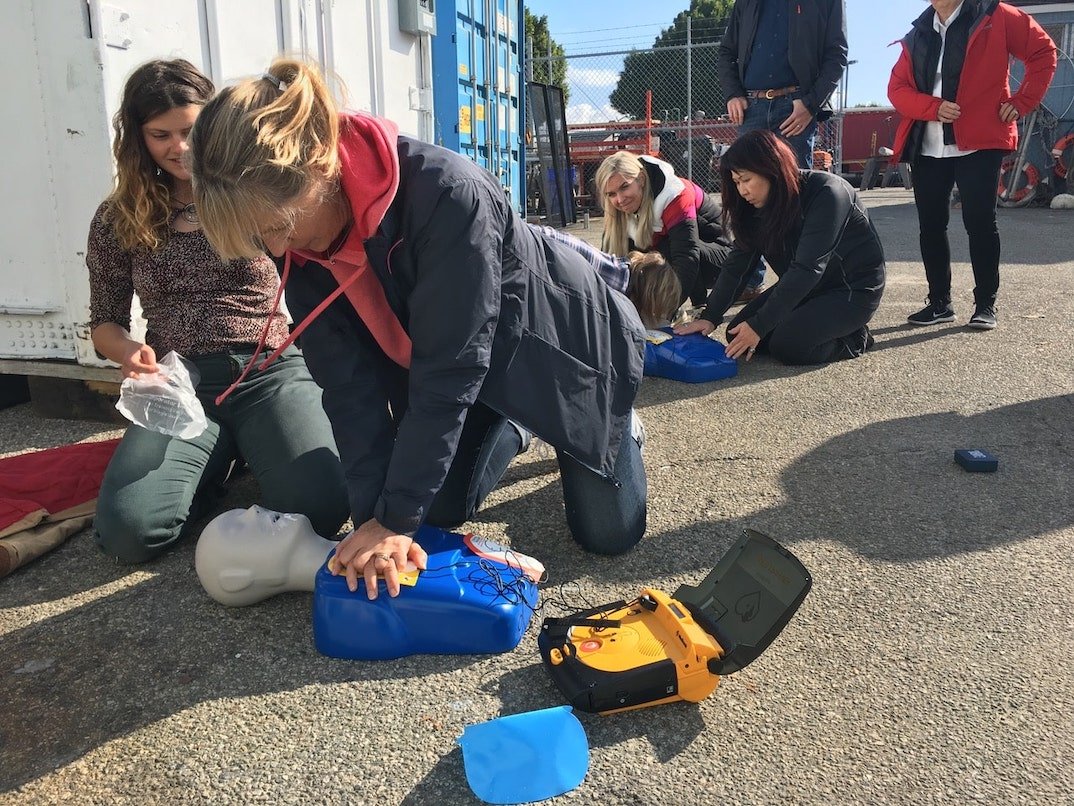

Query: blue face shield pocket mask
left=457, top=705, right=589, bottom=804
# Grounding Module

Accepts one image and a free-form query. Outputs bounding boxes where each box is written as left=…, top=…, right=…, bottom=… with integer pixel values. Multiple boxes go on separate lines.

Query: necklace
left=325, top=183, right=353, bottom=256
left=174, top=202, right=198, bottom=224
left=325, top=221, right=352, bottom=257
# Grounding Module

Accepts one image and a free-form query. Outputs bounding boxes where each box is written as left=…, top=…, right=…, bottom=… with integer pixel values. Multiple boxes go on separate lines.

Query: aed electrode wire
left=414, top=549, right=616, bottom=624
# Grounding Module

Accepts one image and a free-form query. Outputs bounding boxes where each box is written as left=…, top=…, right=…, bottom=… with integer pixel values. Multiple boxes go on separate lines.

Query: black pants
left=426, top=402, right=647, bottom=555
left=728, top=283, right=881, bottom=365
left=911, top=150, right=1004, bottom=308
left=688, top=240, right=757, bottom=307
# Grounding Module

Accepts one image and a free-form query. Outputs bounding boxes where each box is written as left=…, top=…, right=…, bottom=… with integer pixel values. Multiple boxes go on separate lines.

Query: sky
left=525, top=0, right=924, bottom=120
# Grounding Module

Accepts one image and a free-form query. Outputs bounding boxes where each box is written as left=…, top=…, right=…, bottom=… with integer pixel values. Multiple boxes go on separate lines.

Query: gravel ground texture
left=1, top=189, right=1072, bottom=805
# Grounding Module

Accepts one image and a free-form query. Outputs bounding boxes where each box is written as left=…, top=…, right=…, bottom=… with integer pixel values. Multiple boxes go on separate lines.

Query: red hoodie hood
left=215, top=113, right=411, bottom=406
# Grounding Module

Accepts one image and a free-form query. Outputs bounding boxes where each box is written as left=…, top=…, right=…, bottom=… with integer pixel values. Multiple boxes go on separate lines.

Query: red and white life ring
left=998, top=157, right=1040, bottom=204
left=1051, top=133, right=1074, bottom=179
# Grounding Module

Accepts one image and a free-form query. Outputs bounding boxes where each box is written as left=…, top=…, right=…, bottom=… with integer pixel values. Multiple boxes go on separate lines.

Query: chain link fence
left=529, top=30, right=843, bottom=214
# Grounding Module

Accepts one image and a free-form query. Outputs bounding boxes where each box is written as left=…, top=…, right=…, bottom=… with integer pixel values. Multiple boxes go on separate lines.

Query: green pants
left=95, top=347, right=348, bottom=563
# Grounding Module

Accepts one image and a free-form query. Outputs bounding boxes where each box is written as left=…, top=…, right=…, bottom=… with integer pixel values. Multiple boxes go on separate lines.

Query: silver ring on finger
left=373, top=553, right=392, bottom=566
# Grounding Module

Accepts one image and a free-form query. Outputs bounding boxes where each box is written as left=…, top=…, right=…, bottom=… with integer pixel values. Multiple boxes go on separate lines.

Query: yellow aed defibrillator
left=538, top=530, right=811, bottom=714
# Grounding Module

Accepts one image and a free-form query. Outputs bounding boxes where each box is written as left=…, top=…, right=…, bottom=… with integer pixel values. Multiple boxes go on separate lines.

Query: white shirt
left=921, top=2, right=977, bottom=159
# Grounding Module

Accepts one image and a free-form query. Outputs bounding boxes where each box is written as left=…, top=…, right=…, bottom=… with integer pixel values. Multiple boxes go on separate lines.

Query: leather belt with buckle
left=747, top=86, right=799, bottom=100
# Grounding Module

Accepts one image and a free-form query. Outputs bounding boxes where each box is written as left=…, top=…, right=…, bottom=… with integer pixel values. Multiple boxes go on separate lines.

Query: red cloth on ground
left=0, top=439, right=119, bottom=535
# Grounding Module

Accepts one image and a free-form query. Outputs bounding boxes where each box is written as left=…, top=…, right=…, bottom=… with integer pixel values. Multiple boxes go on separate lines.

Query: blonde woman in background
left=596, top=150, right=764, bottom=309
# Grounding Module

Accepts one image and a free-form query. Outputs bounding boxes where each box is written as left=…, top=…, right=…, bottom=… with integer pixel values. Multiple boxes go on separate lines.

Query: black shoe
left=841, top=325, right=874, bottom=359
left=735, top=283, right=765, bottom=304
left=907, top=299, right=955, bottom=326
left=967, top=305, right=997, bottom=330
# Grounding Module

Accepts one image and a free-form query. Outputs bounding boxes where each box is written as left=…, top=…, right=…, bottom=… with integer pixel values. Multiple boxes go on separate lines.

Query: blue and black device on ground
left=955, top=449, right=999, bottom=472
left=643, top=328, right=738, bottom=383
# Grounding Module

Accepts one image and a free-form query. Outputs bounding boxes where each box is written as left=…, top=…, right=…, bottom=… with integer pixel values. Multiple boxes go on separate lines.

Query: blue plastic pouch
left=643, top=327, right=738, bottom=383
left=458, top=705, right=589, bottom=804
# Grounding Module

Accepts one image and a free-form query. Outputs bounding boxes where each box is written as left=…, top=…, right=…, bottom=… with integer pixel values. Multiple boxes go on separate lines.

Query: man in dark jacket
left=717, top=0, right=848, bottom=168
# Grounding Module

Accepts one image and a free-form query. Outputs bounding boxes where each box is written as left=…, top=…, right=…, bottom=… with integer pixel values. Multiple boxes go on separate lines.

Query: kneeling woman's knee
left=565, top=503, right=646, bottom=556
left=766, top=328, right=832, bottom=365
left=260, top=448, right=349, bottom=537
left=94, top=497, right=181, bottom=564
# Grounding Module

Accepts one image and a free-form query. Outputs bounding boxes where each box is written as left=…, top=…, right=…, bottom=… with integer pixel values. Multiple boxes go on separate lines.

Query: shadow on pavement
left=0, top=547, right=494, bottom=793
left=3, top=384, right=1069, bottom=793
left=650, top=393, right=1074, bottom=565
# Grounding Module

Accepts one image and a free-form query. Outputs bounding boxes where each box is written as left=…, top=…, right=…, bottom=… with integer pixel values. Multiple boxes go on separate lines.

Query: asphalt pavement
left=1, top=189, right=1072, bottom=805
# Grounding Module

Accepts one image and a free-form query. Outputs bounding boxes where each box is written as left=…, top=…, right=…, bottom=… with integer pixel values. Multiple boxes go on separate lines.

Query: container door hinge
left=408, top=86, right=433, bottom=113
left=101, top=4, right=133, bottom=50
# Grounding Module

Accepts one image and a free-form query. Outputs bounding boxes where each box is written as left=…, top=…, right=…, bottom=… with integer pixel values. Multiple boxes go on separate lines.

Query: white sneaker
left=508, top=420, right=532, bottom=454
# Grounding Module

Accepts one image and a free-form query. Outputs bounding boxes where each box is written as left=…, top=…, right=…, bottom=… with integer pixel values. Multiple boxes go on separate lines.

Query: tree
left=610, top=0, right=734, bottom=120
left=525, top=11, right=568, bottom=103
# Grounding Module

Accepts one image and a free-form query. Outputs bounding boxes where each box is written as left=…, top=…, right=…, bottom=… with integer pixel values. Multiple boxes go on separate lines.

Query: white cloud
left=565, top=102, right=621, bottom=124
left=568, top=65, right=621, bottom=88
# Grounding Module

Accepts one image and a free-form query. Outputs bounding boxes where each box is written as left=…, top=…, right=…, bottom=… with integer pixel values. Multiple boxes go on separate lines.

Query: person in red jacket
left=888, top=0, right=1056, bottom=330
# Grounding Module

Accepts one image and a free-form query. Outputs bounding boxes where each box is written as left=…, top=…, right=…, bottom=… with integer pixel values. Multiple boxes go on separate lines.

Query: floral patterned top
left=86, top=202, right=289, bottom=357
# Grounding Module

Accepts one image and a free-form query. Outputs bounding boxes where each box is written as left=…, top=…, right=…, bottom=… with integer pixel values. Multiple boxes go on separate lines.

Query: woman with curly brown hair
left=87, top=59, right=347, bottom=563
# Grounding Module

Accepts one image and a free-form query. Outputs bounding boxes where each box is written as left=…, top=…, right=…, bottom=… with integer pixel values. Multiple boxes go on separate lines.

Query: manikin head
left=195, top=505, right=337, bottom=606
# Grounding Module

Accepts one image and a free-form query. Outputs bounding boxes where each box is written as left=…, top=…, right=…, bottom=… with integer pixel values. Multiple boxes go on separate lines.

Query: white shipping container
left=0, top=0, right=433, bottom=375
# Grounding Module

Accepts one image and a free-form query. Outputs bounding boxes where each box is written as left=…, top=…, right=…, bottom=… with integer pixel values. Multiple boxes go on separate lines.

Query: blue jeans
left=95, top=347, right=349, bottom=563
left=739, top=95, right=818, bottom=169
left=428, top=403, right=647, bottom=555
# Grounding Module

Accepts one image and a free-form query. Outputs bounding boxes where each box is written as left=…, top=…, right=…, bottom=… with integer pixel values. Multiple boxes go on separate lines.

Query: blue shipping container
left=432, top=0, right=524, bottom=210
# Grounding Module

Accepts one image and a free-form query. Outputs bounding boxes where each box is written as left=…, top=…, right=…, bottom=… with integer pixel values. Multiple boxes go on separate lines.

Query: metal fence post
left=686, top=17, right=693, bottom=183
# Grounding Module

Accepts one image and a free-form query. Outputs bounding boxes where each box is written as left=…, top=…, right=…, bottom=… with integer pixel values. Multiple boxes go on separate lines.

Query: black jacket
left=285, top=137, right=646, bottom=535
left=628, top=158, right=729, bottom=305
left=717, top=0, right=848, bottom=119
left=702, top=171, right=885, bottom=336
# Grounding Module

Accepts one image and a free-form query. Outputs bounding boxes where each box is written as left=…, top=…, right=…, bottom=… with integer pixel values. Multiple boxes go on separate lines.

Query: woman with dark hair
left=86, top=59, right=348, bottom=563
left=595, top=150, right=766, bottom=309
left=675, top=130, right=885, bottom=365
left=889, top=0, right=1056, bottom=330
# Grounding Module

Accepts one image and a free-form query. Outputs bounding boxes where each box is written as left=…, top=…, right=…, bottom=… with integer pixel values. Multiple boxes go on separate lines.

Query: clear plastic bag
left=115, top=351, right=207, bottom=439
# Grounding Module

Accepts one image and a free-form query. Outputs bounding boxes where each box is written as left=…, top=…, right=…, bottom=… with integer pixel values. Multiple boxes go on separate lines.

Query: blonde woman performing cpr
left=189, top=60, right=649, bottom=599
